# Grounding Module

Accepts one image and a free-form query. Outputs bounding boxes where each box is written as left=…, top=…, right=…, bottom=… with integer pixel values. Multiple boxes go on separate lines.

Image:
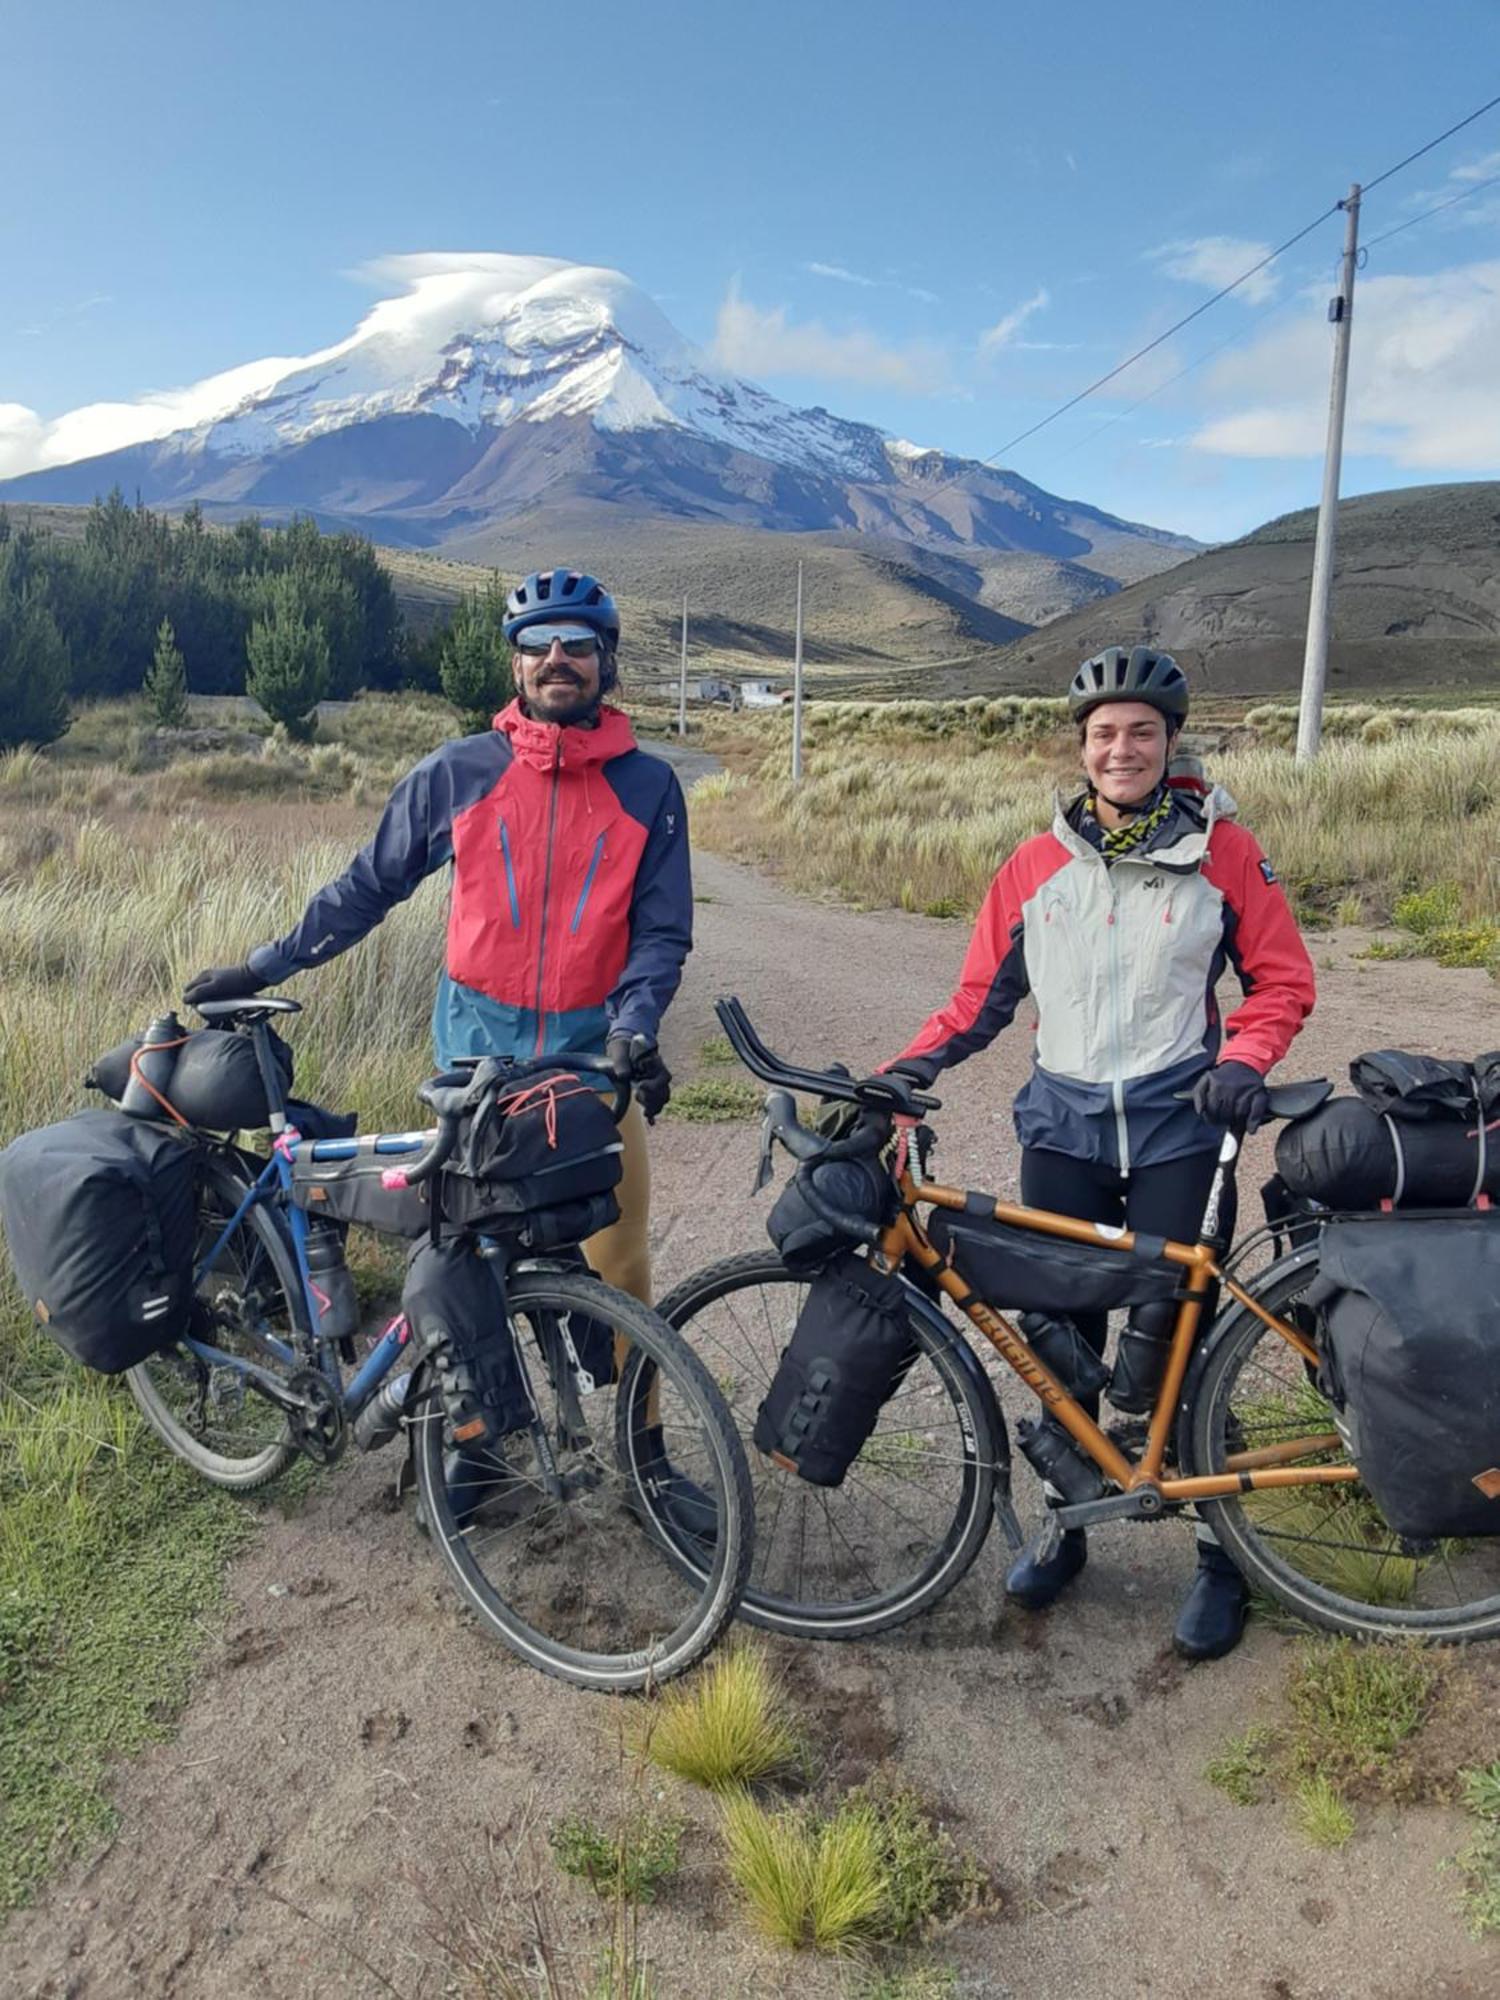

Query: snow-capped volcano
left=0, top=254, right=1196, bottom=580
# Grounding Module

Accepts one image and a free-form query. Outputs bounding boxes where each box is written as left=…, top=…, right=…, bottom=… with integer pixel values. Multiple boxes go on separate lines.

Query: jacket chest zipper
left=1102, top=872, right=1131, bottom=1176
left=533, top=751, right=562, bottom=1055
left=497, top=818, right=522, bottom=928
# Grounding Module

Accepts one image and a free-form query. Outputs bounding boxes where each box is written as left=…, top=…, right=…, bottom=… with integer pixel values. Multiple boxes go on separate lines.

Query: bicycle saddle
left=1264, top=1079, right=1332, bottom=1122
left=194, top=996, right=303, bottom=1021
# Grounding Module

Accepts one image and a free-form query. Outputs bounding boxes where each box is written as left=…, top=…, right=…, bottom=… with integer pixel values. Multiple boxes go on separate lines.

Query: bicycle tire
left=656, top=1252, right=1001, bottom=1639
left=127, top=1154, right=300, bottom=1489
left=412, top=1268, right=753, bottom=1692
left=1185, top=1244, right=1500, bottom=1641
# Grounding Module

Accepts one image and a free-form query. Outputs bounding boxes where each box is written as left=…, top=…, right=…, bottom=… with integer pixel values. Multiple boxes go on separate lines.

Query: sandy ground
left=5, top=823, right=1500, bottom=1998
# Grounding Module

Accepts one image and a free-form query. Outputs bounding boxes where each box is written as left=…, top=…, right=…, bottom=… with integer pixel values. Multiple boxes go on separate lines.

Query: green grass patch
left=637, top=1641, right=799, bottom=1791
left=550, top=1808, right=683, bottom=1903
left=1205, top=1725, right=1275, bottom=1807
left=662, top=1077, right=764, bottom=1123
left=1293, top=1774, right=1355, bottom=1849
left=697, top=1035, right=737, bottom=1066
left=1454, top=1761, right=1500, bottom=1936
left=1286, top=1637, right=1439, bottom=1790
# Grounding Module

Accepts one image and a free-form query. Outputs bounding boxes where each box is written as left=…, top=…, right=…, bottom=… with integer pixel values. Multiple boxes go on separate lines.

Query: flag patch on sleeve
left=1259, top=858, right=1278, bottom=885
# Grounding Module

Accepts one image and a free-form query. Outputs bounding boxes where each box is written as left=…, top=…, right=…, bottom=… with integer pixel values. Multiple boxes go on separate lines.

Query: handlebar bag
left=752, top=1251, right=919, bottom=1486
left=443, top=1070, right=623, bottom=1232
left=1275, top=1097, right=1500, bottom=1210
left=926, top=1208, right=1182, bottom=1316
left=0, top=1109, right=198, bottom=1372
left=89, top=1024, right=294, bottom=1131
left=767, top=1156, right=897, bottom=1275
left=1317, top=1213, right=1500, bottom=1540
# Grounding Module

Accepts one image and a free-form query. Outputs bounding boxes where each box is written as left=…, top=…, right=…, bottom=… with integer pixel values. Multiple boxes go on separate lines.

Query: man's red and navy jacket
left=248, top=701, right=692, bottom=1068
left=892, top=784, right=1316, bottom=1174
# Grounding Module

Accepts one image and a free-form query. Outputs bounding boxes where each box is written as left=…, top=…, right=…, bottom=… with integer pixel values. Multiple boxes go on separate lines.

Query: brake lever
left=752, top=1108, right=776, bottom=1195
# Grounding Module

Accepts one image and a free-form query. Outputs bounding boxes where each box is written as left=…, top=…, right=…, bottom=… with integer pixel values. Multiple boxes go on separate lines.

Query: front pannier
left=1317, top=1214, right=1500, bottom=1540
left=90, top=1024, right=295, bottom=1131
left=926, top=1209, right=1181, bottom=1316
left=0, top=1110, right=198, bottom=1372
left=752, top=1252, right=918, bottom=1486
left=767, top=1156, right=896, bottom=1275
left=1276, top=1096, right=1500, bottom=1210
left=403, top=1237, right=532, bottom=1447
left=443, top=1070, right=623, bottom=1241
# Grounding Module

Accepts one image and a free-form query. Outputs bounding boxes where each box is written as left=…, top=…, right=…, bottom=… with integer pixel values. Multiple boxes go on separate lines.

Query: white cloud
left=711, top=283, right=949, bottom=392
left=1452, top=148, right=1500, bottom=184
left=1190, top=259, right=1500, bottom=469
left=979, top=286, right=1050, bottom=353
left=806, top=261, right=876, bottom=288
left=1151, top=236, right=1279, bottom=305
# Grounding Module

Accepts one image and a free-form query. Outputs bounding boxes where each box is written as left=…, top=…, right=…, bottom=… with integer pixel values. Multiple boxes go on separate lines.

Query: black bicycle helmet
left=1068, top=645, right=1189, bottom=727
left=503, top=570, right=620, bottom=650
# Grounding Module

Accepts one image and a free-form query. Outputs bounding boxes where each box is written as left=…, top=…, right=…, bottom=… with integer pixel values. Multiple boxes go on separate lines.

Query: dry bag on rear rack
left=441, top=1069, right=623, bottom=1249
left=1276, top=1098, right=1500, bottom=1210
left=0, top=1109, right=198, bottom=1373
left=89, top=1023, right=295, bottom=1131
left=752, top=1251, right=919, bottom=1486
left=926, top=1208, right=1181, bottom=1316
left=1316, top=1213, right=1500, bottom=1541
left=767, top=1155, right=897, bottom=1275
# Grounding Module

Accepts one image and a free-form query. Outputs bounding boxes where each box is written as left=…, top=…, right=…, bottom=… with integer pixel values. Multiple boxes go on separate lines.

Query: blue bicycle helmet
left=504, top=570, right=620, bottom=650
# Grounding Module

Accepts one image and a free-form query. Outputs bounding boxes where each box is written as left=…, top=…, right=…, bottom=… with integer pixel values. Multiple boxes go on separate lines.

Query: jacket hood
left=493, top=699, right=637, bottom=771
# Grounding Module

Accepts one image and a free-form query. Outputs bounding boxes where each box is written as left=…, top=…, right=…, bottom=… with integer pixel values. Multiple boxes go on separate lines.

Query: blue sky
left=2, top=0, right=1498, bottom=541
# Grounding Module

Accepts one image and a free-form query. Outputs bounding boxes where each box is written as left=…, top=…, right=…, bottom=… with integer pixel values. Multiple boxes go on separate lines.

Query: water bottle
left=1019, top=1311, right=1111, bottom=1400
left=119, top=1011, right=184, bottom=1117
left=1107, top=1322, right=1173, bottom=1415
left=353, top=1370, right=411, bottom=1453
left=1015, top=1414, right=1108, bottom=1505
left=304, top=1216, right=359, bottom=1345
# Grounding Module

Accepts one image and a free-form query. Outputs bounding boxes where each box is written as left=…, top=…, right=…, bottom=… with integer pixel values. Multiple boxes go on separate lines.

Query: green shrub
left=550, top=1809, right=682, bottom=1902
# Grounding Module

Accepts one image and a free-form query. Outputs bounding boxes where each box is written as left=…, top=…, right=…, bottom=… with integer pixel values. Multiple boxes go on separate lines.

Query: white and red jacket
left=893, top=784, right=1316, bottom=1172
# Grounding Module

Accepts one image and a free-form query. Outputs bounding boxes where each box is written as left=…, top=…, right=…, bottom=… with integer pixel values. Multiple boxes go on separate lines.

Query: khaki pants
left=582, top=1100, right=656, bottom=1410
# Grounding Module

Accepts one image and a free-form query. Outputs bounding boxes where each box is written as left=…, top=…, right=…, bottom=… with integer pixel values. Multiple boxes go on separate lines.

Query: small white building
left=741, top=679, right=787, bottom=709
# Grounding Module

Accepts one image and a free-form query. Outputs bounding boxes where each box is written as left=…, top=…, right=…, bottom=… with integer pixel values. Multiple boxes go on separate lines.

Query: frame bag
left=290, top=1151, right=434, bottom=1238
left=753, top=1251, right=918, bottom=1486
left=1317, top=1213, right=1500, bottom=1540
left=926, top=1208, right=1181, bottom=1316
left=0, top=1109, right=198, bottom=1373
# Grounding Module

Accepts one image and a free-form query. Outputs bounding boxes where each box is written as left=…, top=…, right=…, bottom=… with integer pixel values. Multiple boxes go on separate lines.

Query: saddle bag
left=1316, top=1213, right=1500, bottom=1540
left=442, top=1069, right=623, bottom=1244
left=926, top=1207, right=1181, bottom=1316
left=0, top=1110, right=199, bottom=1372
left=767, top=1155, right=897, bottom=1274
left=1275, top=1097, right=1500, bottom=1211
left=752, top=1251, right=919, bottom=1487
left=89, top=1023, right=295, bottom=1131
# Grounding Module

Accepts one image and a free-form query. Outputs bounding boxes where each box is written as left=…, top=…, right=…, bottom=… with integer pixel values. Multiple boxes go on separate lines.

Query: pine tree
left=245, top=575, right=329, bottom=742
left=439, top=579, right=510, bottom=733
left=0, top=544, right=72, bottom=748
left=143, top=615, right=190, bottom=728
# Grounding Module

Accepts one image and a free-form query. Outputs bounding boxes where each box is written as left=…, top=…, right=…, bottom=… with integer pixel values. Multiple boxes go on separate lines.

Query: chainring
left=285, top=1366, right=346, bottom=1465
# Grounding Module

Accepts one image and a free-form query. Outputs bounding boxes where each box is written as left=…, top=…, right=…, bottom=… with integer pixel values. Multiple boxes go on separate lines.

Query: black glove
left=1192, top=1060, right=1270, bottom=1133
left=183, top=963, right=269, bottom=1009
left=606, top=1033, right=672, bottom=1124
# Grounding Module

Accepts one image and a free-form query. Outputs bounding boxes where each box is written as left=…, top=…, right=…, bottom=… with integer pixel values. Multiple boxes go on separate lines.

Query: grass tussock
left=1293, top=1773, right=1355, bottom=1849
left=638, top=1641, right=799, bottom=1791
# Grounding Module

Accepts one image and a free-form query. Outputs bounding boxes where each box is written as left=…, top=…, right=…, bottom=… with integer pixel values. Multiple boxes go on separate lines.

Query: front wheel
left=412, top=1268, right=753, bottom=1692
left=127, top=1154, right=301, bottom=1489
left=1185, top=1245, right=1500, bottom=1641
left=656, top=1253, right=1002, bottom=1639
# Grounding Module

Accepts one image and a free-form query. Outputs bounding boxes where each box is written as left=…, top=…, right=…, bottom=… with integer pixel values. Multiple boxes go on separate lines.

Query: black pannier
left=1316, top=1213, right=1500, bottom=1540
left=767, top=1156, right=897, bottom=1275
left=403, top=1237, right=534, bottom=1447
left=753, top=1251, right=918, bottom=1486
left=0, top=1110, right=199, bottom=1372
left=926, top=1208, right=1181, bottom=1316
left=443, top=1069, right=623, bottom=1238
left=290, top=1151, right=434, bottom=1238
left=90, top=1024, right=295, bottom=1131
left=1276, top=1097, right=1500, bottom=1211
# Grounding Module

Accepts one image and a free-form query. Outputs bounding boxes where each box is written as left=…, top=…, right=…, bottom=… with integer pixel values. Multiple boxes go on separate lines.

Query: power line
left=1359, top=89, right=1500, bottom=196
left=1364, top=169, right=1500, bottom=250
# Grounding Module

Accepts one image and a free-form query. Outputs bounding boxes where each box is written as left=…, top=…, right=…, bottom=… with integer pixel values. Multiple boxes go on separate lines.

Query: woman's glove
left=1192, top=1060, right=1270, bottom=1133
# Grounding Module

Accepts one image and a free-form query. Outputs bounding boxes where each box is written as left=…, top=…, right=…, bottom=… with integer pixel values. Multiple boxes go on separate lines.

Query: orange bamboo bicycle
left=657, top=999, right=1500, bottom=1644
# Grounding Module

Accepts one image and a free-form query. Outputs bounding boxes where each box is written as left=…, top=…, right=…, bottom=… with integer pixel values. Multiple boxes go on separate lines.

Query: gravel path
left=4, top=842, right=1499, bottom=1999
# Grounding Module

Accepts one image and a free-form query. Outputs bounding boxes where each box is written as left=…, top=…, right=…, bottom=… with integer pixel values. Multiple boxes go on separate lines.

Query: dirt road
left=5, top=844, right=1498, bottom=1999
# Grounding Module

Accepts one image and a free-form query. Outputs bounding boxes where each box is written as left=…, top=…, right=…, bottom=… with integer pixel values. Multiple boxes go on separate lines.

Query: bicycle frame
left=878, top=1131, right=1357, bottom=1512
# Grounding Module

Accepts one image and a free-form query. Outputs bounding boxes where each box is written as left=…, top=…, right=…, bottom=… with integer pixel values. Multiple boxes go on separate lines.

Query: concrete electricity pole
left=790, top=560, right=805, bottom=786
left=1296, top=183, right=1362, bottom=762
left=677, top=595, right=688, bottom=739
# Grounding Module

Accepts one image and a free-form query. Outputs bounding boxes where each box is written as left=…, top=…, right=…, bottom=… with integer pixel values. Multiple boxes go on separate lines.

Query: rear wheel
left=127, top=1155, right=300, bottom=1488
left=412, top=1268, right=753, bottom=1691
left=656, top=1253, right=1001, bottom=1639
left=1186, top=1246, right=1500, bottom=1640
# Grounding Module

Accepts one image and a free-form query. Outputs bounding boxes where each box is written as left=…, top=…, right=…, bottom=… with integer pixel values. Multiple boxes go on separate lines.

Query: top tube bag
left=926, top=1207, right=1182, bottom=1316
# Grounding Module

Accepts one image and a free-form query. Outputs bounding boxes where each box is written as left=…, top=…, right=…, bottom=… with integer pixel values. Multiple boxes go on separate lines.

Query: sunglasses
left=514, top=637, right=599, bottom=660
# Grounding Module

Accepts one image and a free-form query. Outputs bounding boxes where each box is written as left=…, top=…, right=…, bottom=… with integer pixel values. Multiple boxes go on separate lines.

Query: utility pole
left=790, top=560, right=805, bottom=786
left=677, top=595, right=688, bottom=739
left=1296, top=183, right=1361, bottom=762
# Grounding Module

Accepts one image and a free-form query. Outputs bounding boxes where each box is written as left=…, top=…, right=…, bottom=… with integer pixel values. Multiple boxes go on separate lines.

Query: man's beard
left=521, top=673, right=600, bottom=726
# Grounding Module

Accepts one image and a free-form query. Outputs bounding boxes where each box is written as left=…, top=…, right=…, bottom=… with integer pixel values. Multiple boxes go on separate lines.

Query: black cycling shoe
left=629, top=1423, right=718, bottom=1548
left=1005, top=1528, right=1087, bottom=1609
left=1173, top=1543, right=1250, bottom=1661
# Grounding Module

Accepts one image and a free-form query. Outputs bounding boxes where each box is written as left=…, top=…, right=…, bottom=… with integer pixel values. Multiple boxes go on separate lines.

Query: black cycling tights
left=1019, top=1146, right=1237, bottom=1371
